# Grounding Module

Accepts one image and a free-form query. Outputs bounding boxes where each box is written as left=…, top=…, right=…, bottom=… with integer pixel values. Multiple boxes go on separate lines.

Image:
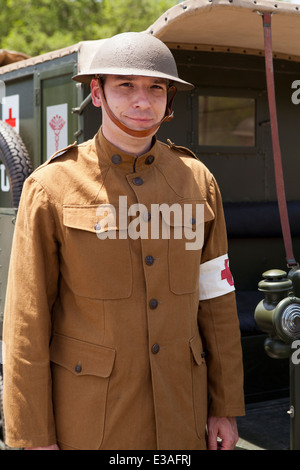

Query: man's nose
left=133, top=88, right=152, bottom=108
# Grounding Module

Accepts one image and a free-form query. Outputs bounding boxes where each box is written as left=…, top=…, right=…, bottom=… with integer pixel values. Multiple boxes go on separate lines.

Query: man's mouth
left=126, top=116, right=154, bottom=123
left=121, top=115, right=157, bottom=131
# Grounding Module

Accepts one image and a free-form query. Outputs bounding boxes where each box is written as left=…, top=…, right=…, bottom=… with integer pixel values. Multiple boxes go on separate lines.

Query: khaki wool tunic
left=3, top=129, right=244, bottom=450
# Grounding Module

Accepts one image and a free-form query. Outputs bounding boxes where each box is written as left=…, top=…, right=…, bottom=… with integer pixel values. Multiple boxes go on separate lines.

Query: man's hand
left=25, top=444, right=59, bottom=450
left=207, top=416, right=239, bottom=450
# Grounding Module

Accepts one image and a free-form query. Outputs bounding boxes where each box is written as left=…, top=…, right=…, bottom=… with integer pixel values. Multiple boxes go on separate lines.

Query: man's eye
left=152, top=84, right=166, bottom=91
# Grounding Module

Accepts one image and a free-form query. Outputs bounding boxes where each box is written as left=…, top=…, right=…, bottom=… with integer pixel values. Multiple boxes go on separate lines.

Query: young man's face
left=91, top=74, right=168, bottom=147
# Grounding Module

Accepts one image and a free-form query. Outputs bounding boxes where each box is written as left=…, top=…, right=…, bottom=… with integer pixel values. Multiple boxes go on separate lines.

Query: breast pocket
left=62, top=204, right=132, bottom=299
left=50, top=333, right=116, bottom=450
left=161, top=200, right=214, bottom=294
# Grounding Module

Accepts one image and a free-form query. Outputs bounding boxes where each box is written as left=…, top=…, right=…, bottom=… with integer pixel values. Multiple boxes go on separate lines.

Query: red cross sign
left=2, top=95, right=19, bottom=134
left=5, top=108, right=16, bottom=128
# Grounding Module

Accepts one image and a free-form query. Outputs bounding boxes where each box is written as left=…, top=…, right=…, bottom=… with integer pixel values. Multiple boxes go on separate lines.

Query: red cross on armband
left=199, top=254, right=235, bottom=300
left=221, top=258, right=234, bottom=286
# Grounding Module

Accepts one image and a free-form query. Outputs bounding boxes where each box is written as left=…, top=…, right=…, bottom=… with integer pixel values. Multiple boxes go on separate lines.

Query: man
left=3, top=32, right=244, bottom=450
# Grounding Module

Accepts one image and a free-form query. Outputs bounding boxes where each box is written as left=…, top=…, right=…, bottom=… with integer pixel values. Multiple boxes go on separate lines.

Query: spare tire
left=0, top=120, right=32, bottom=208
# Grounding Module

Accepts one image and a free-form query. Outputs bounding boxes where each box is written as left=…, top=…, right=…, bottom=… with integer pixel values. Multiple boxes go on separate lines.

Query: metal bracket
left=72, top=93, right=92, bottom=115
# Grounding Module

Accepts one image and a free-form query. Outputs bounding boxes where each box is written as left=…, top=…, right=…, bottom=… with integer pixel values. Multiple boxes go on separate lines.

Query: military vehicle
left=1, top=0, right=300, bottom=450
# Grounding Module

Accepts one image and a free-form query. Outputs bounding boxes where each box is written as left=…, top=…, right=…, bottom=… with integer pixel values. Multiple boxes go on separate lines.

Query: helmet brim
left=72, top=68, right=194, bottom=91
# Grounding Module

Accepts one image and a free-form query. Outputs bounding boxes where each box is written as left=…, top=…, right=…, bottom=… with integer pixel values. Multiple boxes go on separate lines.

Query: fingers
left=207, top=416, right=239, bottom=450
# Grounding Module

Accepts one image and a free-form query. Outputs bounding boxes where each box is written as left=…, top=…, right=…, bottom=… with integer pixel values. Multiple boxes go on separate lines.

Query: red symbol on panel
left=49, top=114, right=66, bottom=152
left=221, top=258, right=234, bottom=286
left=5, top=108, right=16, bottom=128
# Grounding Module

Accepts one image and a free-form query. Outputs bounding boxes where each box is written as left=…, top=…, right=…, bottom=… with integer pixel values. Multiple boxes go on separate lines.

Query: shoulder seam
left=31, top=141, right=78, bottom=175
left=166, top=139, right=199, bottom=160
left=47, top=141, right=78, bottom=163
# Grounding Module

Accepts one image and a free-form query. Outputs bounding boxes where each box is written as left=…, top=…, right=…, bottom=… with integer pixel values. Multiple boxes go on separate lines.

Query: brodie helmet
left=72, top=32, right=194, bottom=137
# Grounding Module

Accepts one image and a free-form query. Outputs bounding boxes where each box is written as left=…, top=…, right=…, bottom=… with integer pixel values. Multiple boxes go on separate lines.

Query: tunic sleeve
left=3, top=176, right=59, bottom=448
left=197, top=176, right=245, bottom=417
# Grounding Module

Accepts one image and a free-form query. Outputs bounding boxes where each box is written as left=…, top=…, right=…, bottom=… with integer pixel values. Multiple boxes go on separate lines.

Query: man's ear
left=90, top=78, right=102, bottom=108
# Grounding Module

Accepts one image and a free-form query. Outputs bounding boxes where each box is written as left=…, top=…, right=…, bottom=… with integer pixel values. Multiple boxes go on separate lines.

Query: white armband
left=199, top=254, right=235, bottom=301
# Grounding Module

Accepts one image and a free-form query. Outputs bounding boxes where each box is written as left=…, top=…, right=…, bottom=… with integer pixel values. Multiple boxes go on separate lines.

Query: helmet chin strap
left=96, top=76, right=177, bottom=138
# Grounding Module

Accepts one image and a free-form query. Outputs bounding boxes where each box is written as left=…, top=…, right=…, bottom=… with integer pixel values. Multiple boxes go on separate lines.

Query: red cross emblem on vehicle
left=5, top=108, right=16, bottom=128
left=221, top=258, right=234, bottom=286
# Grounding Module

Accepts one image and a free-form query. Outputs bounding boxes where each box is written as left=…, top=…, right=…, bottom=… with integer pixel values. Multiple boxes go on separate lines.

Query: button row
left=145, top=256, right=158, bottom=309
left=145, top=252, right=159, bottom=352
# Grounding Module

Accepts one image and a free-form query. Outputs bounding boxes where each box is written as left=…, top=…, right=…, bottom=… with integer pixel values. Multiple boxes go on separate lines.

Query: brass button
left=151, top=343, right=160, bottom=354
left=145, top=255, right=154, bottom=266
left=149, top=298, right=158, bottom=309
left=111, top=154, right=122, bottom=165
left=145, top=155, right=155, bottom=165
left=75, top=364, right=82, bottom=373
left=133, top=177, right=143, bottom=186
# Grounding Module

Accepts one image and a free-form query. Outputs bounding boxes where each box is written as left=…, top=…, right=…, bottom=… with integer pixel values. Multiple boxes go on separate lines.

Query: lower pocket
left=50, top=334, right=115, bottom=449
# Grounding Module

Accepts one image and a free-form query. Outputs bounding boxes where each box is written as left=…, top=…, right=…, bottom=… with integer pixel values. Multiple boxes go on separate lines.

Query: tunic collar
left=95, top=127, right=158, bottom=173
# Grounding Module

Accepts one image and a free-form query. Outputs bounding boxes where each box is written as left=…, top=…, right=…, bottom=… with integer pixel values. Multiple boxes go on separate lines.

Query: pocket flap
left=63, top=204, right=122, bottom=234
left=189, top=334, right=206, bottom=366
left=160, top=200, right=214, bottom=228
left=50, top=334, right=116, bottom=378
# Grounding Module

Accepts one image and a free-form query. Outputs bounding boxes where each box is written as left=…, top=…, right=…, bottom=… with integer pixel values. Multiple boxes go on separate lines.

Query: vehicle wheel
left=0, top=120, right=32, bottom=208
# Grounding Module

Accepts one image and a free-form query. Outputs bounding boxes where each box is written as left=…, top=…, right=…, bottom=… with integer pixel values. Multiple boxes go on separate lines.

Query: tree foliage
left=0, top=0, right=179, bottom=57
